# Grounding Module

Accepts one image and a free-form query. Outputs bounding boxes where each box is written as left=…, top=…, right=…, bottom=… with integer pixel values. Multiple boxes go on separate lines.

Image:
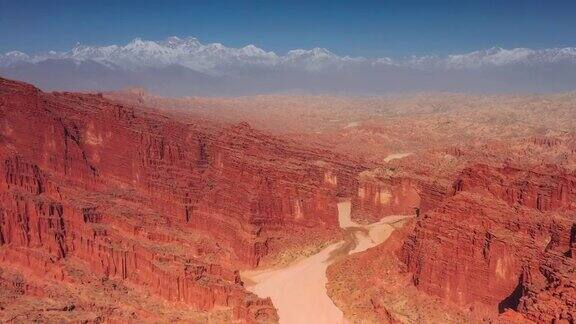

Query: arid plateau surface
left=0, top=77, right=575, bottom=323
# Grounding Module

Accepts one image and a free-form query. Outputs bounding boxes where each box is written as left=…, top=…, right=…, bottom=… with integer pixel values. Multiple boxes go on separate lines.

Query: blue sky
left=1, top=0, right=574, bottom=57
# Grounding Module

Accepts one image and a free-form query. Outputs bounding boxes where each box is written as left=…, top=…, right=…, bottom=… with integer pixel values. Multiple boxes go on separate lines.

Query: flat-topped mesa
left=0, top=77, right=363, bottom=321
left=400, top=163, right=576, bottom=322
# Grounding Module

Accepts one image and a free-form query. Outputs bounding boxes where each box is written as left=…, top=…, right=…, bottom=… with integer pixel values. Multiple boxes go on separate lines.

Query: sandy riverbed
left=241, top=201, right=410, bottom=324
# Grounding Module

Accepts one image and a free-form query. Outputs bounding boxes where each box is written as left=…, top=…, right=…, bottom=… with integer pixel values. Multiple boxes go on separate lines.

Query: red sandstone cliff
left=0, top=78, right=362, bottom=322
left=401, top=163, right=576, bottom=322
left=327, top=160, right=575, bottom=323
left=350, top=165, right=448, bottom=223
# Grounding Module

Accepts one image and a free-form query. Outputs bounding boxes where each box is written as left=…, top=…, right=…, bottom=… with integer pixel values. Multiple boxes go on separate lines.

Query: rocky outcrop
left=351, top=167, right=448, bottom=222
left=352, top=170, right=420, bottom=222
left=400, top=163, right=576, bottom=322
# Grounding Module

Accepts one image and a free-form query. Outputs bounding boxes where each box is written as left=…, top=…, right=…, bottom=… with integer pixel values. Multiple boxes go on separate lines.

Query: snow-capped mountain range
left=392, top=47, right=576, bottom=69
left=1, top=36, right=576, bottom=95
left=0, top=37, right=360, bottom=74
left=2, top=36, right=575, bottom=73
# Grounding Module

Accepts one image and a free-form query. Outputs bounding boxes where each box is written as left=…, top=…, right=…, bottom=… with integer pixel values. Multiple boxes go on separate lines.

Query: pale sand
left=343, top=121, right=360, bottom=129
left=242, top=201, right=410, bottom=324
left=383, top=152, right=413, bottom=162
left=243, top=241, right=347, bottom=324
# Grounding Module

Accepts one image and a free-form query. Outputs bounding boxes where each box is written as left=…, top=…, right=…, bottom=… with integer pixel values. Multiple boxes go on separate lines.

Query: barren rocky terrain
left=1, top=77, right=575, bottom=323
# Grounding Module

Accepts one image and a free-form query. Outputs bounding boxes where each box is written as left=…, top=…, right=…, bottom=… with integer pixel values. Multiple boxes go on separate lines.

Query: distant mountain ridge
left=1, top=36, right=576, bottom=95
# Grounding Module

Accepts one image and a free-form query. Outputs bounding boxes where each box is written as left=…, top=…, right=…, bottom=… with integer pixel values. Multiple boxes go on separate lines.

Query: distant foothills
left=1, top=36, right=576, bottom=96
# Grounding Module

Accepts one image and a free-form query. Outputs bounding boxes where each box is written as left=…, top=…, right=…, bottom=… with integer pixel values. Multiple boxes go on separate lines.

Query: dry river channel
left=241, top=201, right=410, bottom=324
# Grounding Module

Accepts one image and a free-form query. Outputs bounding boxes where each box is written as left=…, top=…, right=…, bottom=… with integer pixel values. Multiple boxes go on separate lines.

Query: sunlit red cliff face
left=1, top=77, right=576, bottom=323
left=404, top=163, right=576, bottom=316
left=0, top=77, right=364, bottom=322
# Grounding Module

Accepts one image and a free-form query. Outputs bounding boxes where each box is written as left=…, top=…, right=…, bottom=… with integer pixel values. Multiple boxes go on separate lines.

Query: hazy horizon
left=1, top=1, right=576, bottom=95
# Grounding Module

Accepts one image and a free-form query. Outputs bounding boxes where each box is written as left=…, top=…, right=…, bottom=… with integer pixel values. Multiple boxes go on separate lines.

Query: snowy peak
left=0, top=51, right=30, bottom=66
left=286, top=47, right=335, bottom=58
left=283, top=47, right=345, bottom=70
left=446, top=47, right=534, bottom=68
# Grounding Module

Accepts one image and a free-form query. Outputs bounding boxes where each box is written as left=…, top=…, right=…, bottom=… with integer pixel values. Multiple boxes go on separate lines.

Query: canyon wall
left=401, top=163, right=576, bottom=322
left=0, top=77, right=361, bottom=321
left=351, top=166, right=448, bottom=223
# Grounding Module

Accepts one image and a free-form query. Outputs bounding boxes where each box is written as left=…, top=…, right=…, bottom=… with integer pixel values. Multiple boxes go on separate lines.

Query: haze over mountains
left=2, top=36, right=576, bottom=96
